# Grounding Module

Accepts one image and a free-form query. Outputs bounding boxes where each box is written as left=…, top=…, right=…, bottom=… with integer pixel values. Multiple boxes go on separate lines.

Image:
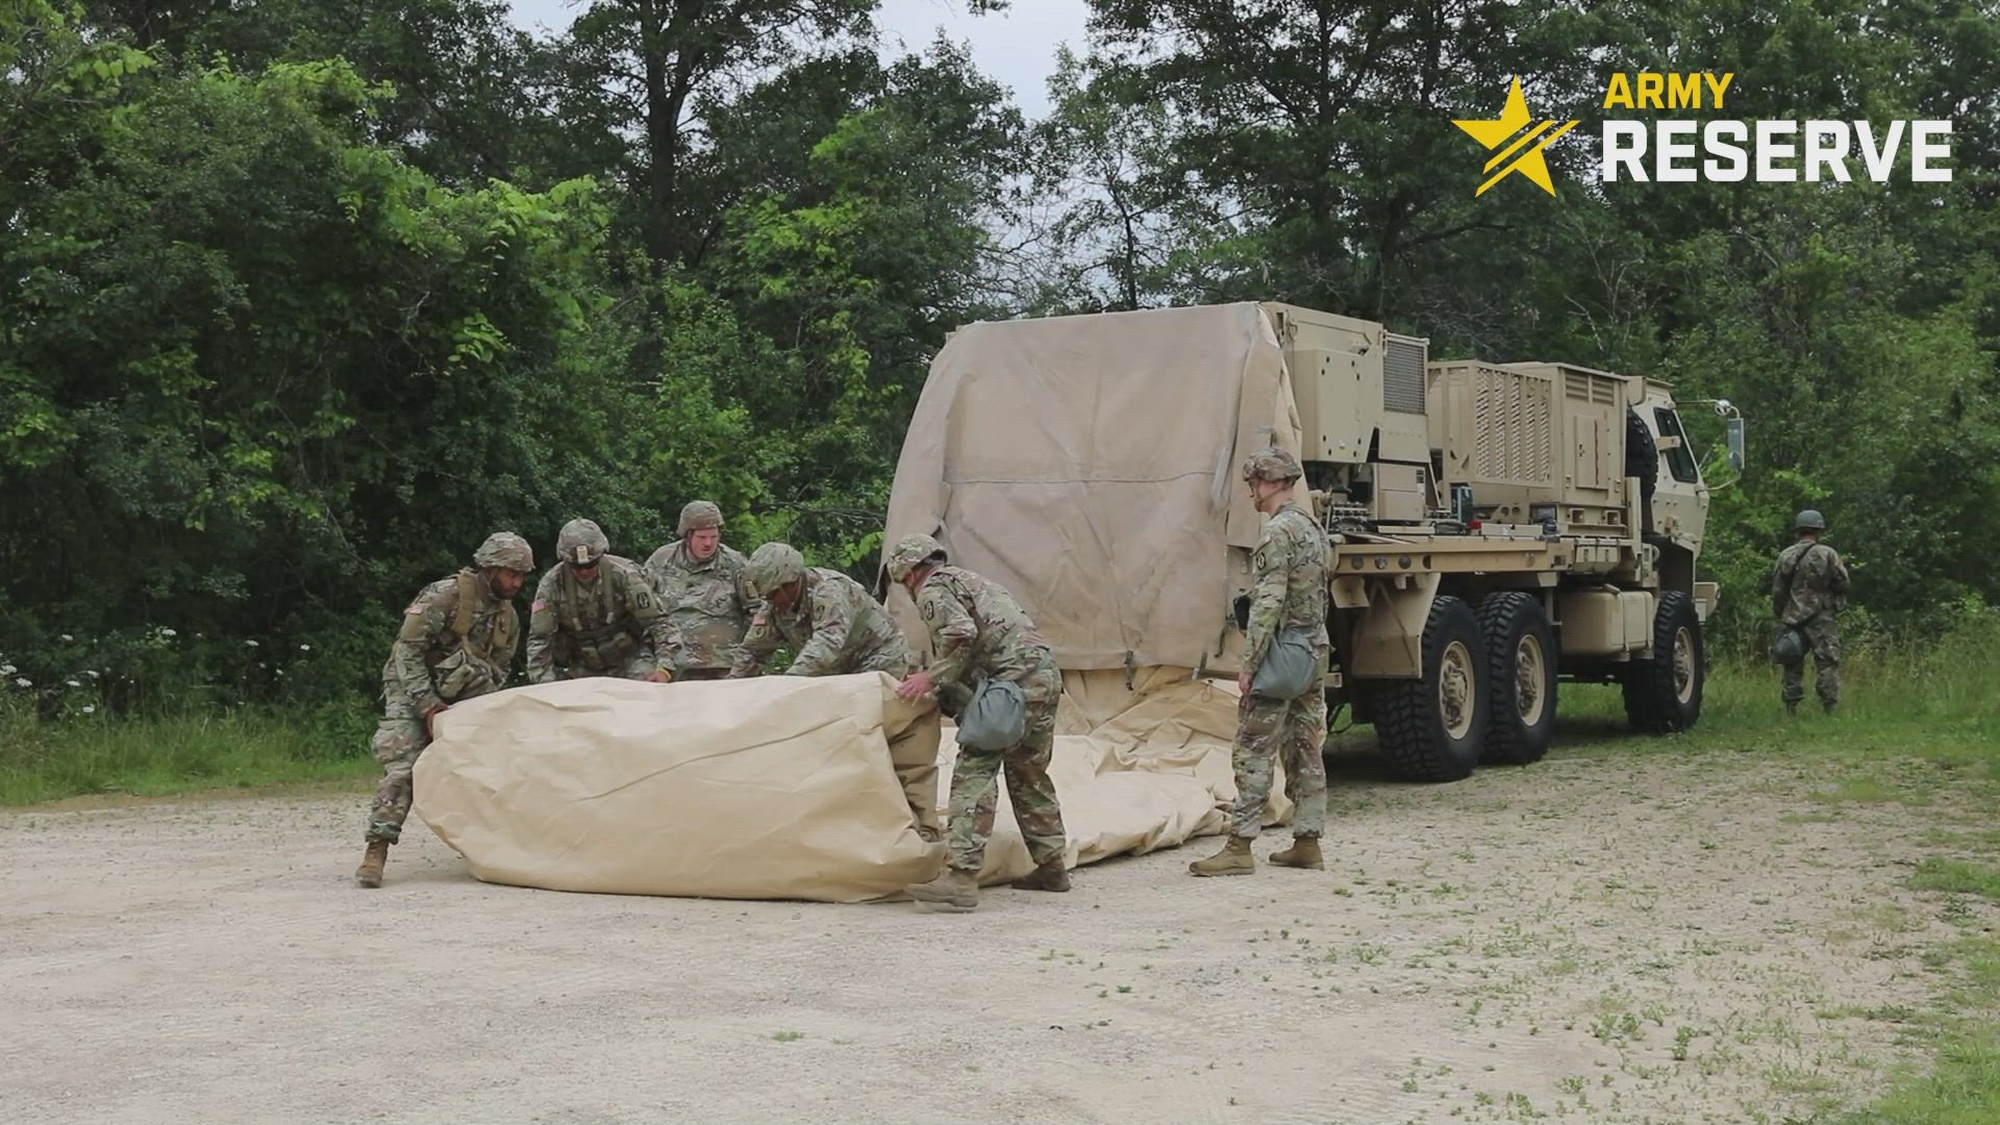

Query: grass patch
left=1910, top=859, right=2000, bottom=902
left=1812, top=777, right=1908, bottom=805
left=1544, top=615, right=2000, bottom=796
left=0, top=699, right=373, bottom=805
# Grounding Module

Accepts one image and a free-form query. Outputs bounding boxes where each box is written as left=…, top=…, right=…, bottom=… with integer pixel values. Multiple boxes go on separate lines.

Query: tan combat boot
left=1268, top=836, right=1324, bottom=870
left=1010, top=859, right=1071, bottom=892
left=1189, top=835, right=1255, bottom=877
left=907, top=869, right=980, bottom=911
left=355, top=840, right=390, bottom=888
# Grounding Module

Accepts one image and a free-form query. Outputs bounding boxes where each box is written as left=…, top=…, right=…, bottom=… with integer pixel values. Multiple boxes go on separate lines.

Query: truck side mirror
left=1726, top=417, right=1745, bottom=472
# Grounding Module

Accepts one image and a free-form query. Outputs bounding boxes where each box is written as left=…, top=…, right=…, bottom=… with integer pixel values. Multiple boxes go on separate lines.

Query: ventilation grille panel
left=1383, top=335, right=1427, bottom=414
left=1474, top=367, right=1554, bottom=484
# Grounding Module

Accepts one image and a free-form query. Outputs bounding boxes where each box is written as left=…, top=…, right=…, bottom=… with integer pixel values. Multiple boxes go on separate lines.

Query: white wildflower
left=13, top=678, right=29, bottom=688
left=0, top=664, right=13, bottom=676
left=65, top=679, right=81, bottom=688
left=82, top=705, right=96, bottom=715
left=160, top=628, right=178, bottom=638
left=85, top=670, right=100, bottom=679
left=299, top=644, right=312, bottom=652
left=246, top=639, right=260, bottom=648
left=60, top=634, right=74, bottom=642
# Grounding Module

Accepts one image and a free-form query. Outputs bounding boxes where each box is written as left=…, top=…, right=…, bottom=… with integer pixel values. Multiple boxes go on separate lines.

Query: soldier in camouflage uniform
left=1771, top=509, right=1851, bottom=715
left=356, top=532, right=533, bottom=888
left=1191, top=447, right=1331, bottom=877
left=644, top=501, right=759, bottom=681
left=730, top=540, right=939, bottom=840
left=888, top=534, right=1071, bottom=911
left=527, top=518, right=678, bottom=684
left=727, top=542, right=911, bottom=678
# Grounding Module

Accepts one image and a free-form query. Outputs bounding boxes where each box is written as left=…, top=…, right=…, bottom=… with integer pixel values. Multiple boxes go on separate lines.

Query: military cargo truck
left=884, top=301, right=1722, bottom=783
left=1268, top=302, right=1718, bottom=781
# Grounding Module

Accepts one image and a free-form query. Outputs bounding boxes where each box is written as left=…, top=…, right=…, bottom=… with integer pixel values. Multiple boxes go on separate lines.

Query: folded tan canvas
left=413, top=667, right=1291, bottom=901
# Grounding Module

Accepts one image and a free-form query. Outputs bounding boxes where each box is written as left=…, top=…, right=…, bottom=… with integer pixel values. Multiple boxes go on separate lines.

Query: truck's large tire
left=1375, top=595, right=1487, bottom=782
left=1621, top=590, right=1704, bottom=733
left=1477, top=592, right=1557, bottom=765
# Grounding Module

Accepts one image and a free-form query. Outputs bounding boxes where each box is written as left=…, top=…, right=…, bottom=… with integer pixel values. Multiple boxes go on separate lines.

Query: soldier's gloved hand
left=423, top=702, right=450, bottom=739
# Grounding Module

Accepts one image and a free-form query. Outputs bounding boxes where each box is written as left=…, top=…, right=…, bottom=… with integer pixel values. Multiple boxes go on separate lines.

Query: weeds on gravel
left=1435, top=616, right=2000, bottom=1125
left=1835, top=936, right=2000, bottom=1125
left=1828, top=733, right=2000, bottom=1125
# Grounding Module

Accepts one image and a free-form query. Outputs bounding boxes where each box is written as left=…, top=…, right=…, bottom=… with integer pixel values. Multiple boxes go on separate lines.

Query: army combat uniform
left=526, top=556, right=677, bottom=682
left=365, top=551, right=525, bottom=849
left=919, top=563, right=1069, bottom=879
left=727, top=567, right=911, bottom=678
left=733, top=541, right=938, bottom=841
left=1771, top=527, right=1850, bottom=713
left=1231, top=498, right=1331, bottom=835
left=645, top=540, right=757, bottom=680
left=1193, top=448, right=1330, bottom=876
left=887, top=534, right=1070, bottom=910
left=526, top=519, right=676, bottom=683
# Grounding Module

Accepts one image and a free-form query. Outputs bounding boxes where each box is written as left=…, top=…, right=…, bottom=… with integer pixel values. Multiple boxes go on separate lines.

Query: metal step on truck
left=883, top=300, right=1730, bottom=783
left=1269, top=301, right=1722, bottom=781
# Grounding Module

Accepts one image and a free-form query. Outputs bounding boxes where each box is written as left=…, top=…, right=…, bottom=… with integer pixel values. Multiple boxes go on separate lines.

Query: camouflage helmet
left=1242, top=446, right=1304, bottom=484
left=557, top=518, right=609, bottom=566
left=884, top=533, right=947, bottom=582
left=745, top=541, right=806, bottom=596
left=1794, top=509, right=1827, bottom=531
left=472, top=531, right=534, bottom=572
left=678, top=500, right=724, bottom=537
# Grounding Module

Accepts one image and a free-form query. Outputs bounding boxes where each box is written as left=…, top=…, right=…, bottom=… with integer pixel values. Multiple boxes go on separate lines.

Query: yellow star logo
left=1453, top=77, right=1579, bottom=197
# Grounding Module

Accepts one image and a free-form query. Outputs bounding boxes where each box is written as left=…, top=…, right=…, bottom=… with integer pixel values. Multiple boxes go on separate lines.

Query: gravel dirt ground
left=2, top=746, right=1978, bottom=1125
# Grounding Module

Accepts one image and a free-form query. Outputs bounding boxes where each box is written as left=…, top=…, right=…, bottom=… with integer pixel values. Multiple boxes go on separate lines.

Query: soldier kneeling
left=356, top=532, right=533, bottom=888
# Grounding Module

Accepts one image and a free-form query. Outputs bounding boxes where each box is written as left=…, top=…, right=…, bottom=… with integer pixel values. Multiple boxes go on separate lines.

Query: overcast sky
left=503, top=0, right=1092, bottom=119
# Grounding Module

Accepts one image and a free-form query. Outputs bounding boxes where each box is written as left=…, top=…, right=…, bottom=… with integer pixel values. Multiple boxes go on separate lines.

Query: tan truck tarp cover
left=413, top=671, right=1290, bottom=903
left=882, top=302, right=1303, bottom=671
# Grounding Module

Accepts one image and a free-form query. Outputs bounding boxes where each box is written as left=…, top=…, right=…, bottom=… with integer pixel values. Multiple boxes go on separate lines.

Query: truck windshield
left=1653, top=407, right=1700, bottom=483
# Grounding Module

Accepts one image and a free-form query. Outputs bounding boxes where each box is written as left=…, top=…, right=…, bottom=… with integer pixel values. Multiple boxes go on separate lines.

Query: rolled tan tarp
left=883, top=302, right=1303, bottom=672
left=413, top=675, right=944, bottom=903
left=412, top=669, right=1289, bottom=901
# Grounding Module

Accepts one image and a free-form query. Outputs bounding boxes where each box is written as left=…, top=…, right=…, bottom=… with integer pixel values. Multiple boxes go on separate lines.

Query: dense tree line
left=3, top=0, right=1995, bottom=717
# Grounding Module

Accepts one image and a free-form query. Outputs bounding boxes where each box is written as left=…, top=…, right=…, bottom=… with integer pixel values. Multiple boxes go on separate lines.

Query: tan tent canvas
left=882, top=302, right=1304, bottom=672
left=412, top=675, right=942, bottom=902
left=413, top=670, right=1290, bottom=902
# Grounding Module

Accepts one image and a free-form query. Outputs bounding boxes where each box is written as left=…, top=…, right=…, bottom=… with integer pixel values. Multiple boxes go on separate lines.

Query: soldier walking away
left=356, top=532, right=533, bottom=888
left=1191, top=448, right=1332, bottom=877
left=1771, top=509, right=1850, bottom=716
left=886, top=534, right=1071, bottom=912
left=644, top=501, right=758, bottom=681
left=728, top=542, right=911, bottom=678
left=527, top=518, right=677, bottom=684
